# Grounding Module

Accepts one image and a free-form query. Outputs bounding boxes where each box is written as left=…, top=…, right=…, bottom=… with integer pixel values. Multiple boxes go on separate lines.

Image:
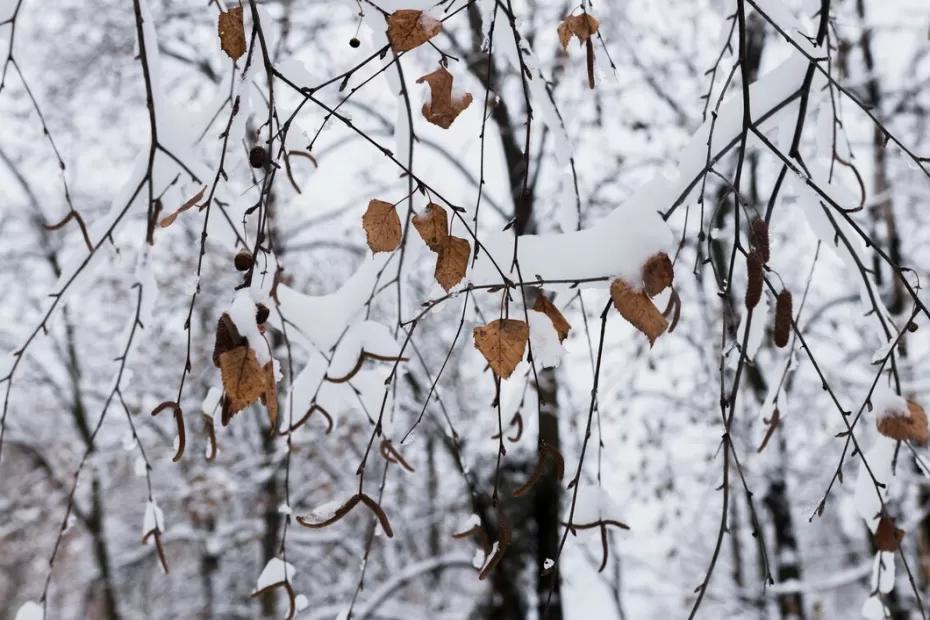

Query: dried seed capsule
left=773, top=289, right=792, bottom=347
left=349, top=37, right=361, bottom=48
left=745, top=250, right=763, bottom=310
left=751, top=218, right=770, bottom=263
left=234, top=249, right=253, bottom=271
left=255, top=303, right=270, bottom=325
left=249, top=146, right=267, bottom=169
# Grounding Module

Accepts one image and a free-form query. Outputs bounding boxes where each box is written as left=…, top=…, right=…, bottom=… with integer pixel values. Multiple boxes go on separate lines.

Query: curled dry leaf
left=773, top=289, right=792, bottom=348
left=874, top=516, right=905, bottom=552
left=641, top=252, right=674, bottom=297
left=387, top=9, right=442, bottom=52
left=610, top=279, right=668, bottom=346
left=533, top=295, right=571, bottom=342
left=877, top=400, right=929, bottom=445
left=218, top=346, right=278, bottom=427
left=159, top=186, right=207, bottom=228
left=218, top=7, right=246, bottom=60
left=557, top=13, right=599, bottom=51
left=435, top=235, right=470, bottom=291
left=412, top=203, right=449, bottom=251
left=416, top=66, right=473, bottom=129
left=362, top=199, right=402, bottom=253
left=213, top=313, right=246, bottom=366
left=473, top=319, right=529, bottom=379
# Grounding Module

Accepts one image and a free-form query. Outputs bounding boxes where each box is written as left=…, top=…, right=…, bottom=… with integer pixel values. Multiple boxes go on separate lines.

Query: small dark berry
left=234, top=250, right=253, bottom=271
left=249, top=146, right=267, bottom=169
left=349, top=37, right=361, bottom=48
left=255, top=304, right=270, bottom=325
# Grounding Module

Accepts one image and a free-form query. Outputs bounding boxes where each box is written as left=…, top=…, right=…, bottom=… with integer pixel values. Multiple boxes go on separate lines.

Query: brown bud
left=773, top=289, right=792, bottom=347
left=234, top=250, right=253, bottom=271
left=751, top=219, right=770, bottom=264
left=249, top=146, right=267, bottom=169
left=745, top=250, right=763, bottom=310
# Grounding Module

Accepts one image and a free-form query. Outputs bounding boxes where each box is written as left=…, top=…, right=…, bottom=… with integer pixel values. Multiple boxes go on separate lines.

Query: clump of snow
left=527, top=310, right=564, bottom=369
left=543, top=558, right=555, bottom=570
left=458, top=513, right=481, bottom=531
left=861, top=595, right=888, bottom=620
left=227, top=290, right=272, bottom=365
left=14, top=601, right=42, bottom=620
left=872, top=384, right=908, bottom=421
left=568, top=484, right=626, bottom=526
left=870, top=551, right=895, bottom=594
left=201, top=387, right=223, bottom=417
left=295, top=594, right=309, bottom=611
left=255, top=557, right=296, bottom=591
left=143, top=500, right=165, bottom=536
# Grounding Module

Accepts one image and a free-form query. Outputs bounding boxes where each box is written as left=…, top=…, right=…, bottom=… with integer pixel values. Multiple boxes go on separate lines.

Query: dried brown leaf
left=610, top=279, right=668, bottom=346
left=218, top=7, right=246, bottom=60
left=533, top=295, right=571, bottom=342
left=416, top=66, right=473, bottom=129
left=473, top=319, right=529, bottom=379
left=412, top=203, right=449, bottom=251
left=874, top=516, right=905, bottom=552
left=219, top=346, right=266, bottom=416
left=877, top=400, right=929, bottom=445
left=557, top=13, right=599, bottom=51
left=641, top=252, right=674, bottom=297
left=435, top=235, right=470, bottom=291
left=159, top=186, right=207, bottom=228
left=362, top=199, right=402, bottom=253
left=387, top=9, right=442, bottom=52
left=213, top=313, right=246, bottom=367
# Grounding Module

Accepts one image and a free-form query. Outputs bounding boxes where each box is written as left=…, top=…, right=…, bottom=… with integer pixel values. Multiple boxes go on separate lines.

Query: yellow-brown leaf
left=387, top=9, right=442, bottom=52
left=219, top=346, right=266, bottom=414
left=218, top=7, right=246, bottom=60
left=557, top=14, right=599, bottom=51
left=533, top=295, right=571, bottom=342
left=362, top=199, right=402, bottom=253
left=877, top=400, right=929, bottom=445
left=610, top=279, right=667, bottom=346
left=434, top=235, right=470, bottom=291
left=641, top=252, right=674, bottom=297
left=413, top=203, right=449, bottom=251
left=473, top=319, right=529, bottom=379
left=874, top=516, right=905, bottom=552
left=416, top=66, right=473, bottom=129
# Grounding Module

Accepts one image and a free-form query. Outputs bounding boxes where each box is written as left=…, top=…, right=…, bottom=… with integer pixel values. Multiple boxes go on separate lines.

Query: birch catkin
left=751, top=218, right=770, bottom=263
left=773, top=289, right=792, bottom=347
left=745, top=250, right=763, bottom=310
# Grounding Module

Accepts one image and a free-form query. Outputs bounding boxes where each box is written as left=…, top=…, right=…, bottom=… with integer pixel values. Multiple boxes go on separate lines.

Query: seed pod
left=255, top=303, right=270, bottom=325
left=745, top=250, right=763, bottom=310
left=349, top=37, right=361, bottom=48
left=234, top=250, right=253, bottom=271
left=773, top=289, right=792, bottom=347
left=751, top=218, right=770, bottom=263
left=249, top=146, right=267, bottom=169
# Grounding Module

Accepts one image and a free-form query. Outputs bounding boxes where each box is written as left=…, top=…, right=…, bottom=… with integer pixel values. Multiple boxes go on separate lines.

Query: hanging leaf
left=412, top=203, right=449, bottom=251
left=874, top=516, right=904, bottom=552
left=641, top=252, right=674, bottom=297
left=159, top=186, right=207, bottom=228
left=416, top=66, right=473, bottom=129
left=387, top=10, right=442, bottom=52
left=610, top=279, right=667, bottom=346
left=219, top=346, right=267, bottom=415
left=533, top=295, right=571, bottom=342
left=473, top=319, right=529, bottom=379
left=877, top=400, right=929, bottom=445
left=218, top=7, right=246, bottom=60
left=557, top=13, right=599, bottom=51
left=362, top=199, right=402, bottom=253
left=434, top=235, right=470, bottom=291
left=213, top=313, right=246, bottom=367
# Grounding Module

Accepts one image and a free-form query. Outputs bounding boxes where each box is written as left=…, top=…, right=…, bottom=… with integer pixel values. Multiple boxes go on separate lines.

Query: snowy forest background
left=1, top=0, right=929, bottom=618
